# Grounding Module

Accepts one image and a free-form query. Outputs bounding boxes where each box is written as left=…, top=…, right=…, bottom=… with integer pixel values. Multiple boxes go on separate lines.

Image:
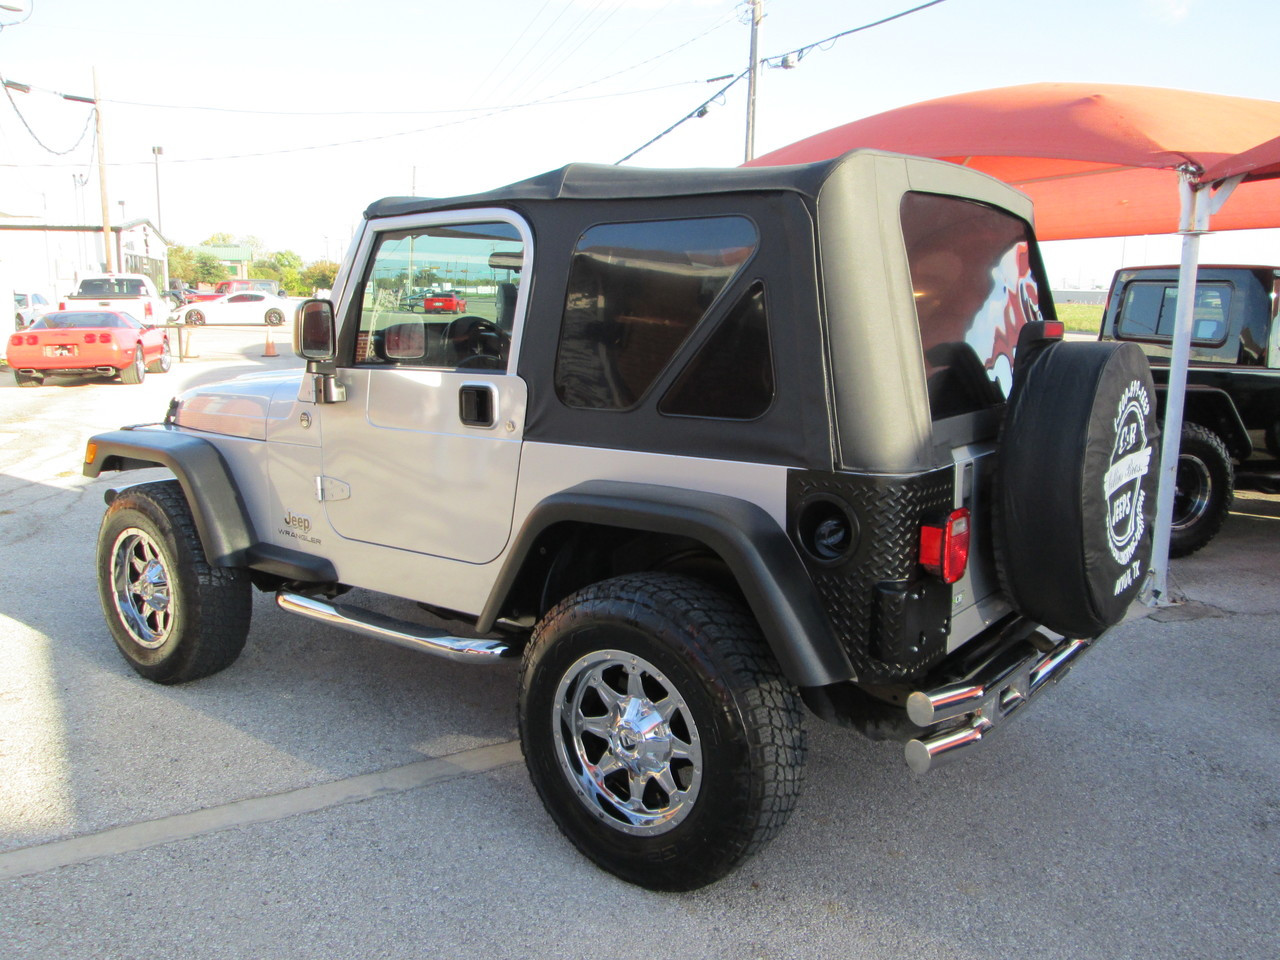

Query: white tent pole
left=1148, top=168, right=1202, bottom=603
left=1148, top=170, right=1245, bottom=602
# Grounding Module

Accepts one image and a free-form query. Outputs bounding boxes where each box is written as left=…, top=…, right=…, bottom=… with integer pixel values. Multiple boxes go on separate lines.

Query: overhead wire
left=0, top=79, right=709, bottom=168
left=1, top=76, right=96, bottom=156
left=761, top=0, right=951, bottom=68
left=615, top=70, right=748, bottom=164
left=614, top=0, right=953, bottom=163
left=468, top=0, right=556, bottom=105
left=78, top=13, right=734, bottom=120
left=518, top=0, right=626, bottom=99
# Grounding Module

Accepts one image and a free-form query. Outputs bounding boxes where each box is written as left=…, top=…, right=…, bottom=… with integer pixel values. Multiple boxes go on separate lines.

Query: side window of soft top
left=554, top=216, right=759, bottom=411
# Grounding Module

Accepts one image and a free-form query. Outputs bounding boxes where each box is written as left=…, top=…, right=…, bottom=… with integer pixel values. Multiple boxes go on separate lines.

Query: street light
left=152, top=146, right=164, bottom=234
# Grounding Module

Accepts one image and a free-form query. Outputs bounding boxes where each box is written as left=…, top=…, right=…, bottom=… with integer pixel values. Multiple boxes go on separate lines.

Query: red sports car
left=6, top=310, right=171, bottom=387
left=422, top=290, right=467, bottom=314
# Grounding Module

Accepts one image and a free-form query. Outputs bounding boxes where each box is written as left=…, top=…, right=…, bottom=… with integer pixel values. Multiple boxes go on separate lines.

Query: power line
left=1, top=79, right=709, bottom=168
left=615, top=71, right=748, bottom=165
left=468, top=0, right=556, bottom=105
left=616, top=0, right=953, bottom=164
left=47, top=15, right=735, bottom=121
left=761, top=0, right=951, bottom=68
left=1, top=77, right=96, bottom=156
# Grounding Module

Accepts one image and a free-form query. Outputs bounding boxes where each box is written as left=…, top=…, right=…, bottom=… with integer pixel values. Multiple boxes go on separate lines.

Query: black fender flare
left=478, top=480, right=855, bottom=688
left=84, top=427, right=257, bottom=567
left=85, top=427, right=336, bottom=582
left=1159, top=384, right=1251, bottom=460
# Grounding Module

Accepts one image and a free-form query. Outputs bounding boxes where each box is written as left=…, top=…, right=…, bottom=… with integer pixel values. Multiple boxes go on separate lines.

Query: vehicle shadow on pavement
left=0, top=472, right=519, bottom=857
left=1, top=470, right=1276, bottom=960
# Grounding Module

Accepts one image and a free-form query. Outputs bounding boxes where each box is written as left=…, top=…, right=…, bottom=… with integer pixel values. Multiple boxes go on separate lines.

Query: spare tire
left=993, top=341, right=1159, bottom=638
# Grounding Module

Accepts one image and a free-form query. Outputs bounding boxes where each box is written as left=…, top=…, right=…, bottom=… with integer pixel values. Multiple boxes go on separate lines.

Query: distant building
left=194, top=244, right=253, bottom=279
left=0, top=217, right=170, bottom=299
left=1051, top=288, right=1107, bottom=305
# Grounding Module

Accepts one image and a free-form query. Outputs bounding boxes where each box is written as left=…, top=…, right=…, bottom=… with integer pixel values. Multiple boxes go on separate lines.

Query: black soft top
left=363, top=155, right=851, bottom=221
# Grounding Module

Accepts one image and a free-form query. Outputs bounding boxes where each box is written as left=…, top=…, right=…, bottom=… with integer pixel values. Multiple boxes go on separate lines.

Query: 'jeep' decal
left=280, top=510, right=320, bottom=545
left=1105, top=380, right=1153, bottom=576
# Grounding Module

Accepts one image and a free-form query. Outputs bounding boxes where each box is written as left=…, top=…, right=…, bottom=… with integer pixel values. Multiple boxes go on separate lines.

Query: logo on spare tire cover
left=1104, top=379, right=1153, bottom=566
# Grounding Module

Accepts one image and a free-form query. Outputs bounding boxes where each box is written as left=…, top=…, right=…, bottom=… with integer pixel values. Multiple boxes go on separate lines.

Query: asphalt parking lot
left=1, top=325, right=1276, bottom=959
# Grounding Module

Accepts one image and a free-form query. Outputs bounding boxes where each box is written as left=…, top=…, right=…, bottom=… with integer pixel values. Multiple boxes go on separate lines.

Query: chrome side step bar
left=275, top=590, right=512, bottom=663
left=903, top=633, right=1095, bottom=774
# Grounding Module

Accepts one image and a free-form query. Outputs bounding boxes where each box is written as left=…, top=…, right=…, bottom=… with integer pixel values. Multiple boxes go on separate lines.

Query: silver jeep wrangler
left=85, top=150, right=1158, bottom=890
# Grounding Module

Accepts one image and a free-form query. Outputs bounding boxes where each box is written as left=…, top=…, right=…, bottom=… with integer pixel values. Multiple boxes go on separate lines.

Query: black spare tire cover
left=993, top=340, right=1159, bottom=637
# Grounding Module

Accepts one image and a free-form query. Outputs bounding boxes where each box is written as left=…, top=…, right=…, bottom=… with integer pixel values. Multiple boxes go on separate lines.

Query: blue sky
left=2, top=0, right=1277, bottom=282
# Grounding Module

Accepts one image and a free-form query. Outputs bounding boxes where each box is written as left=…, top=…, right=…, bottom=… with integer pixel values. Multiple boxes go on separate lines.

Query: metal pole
left=744, top=0, right=762, bottom=163
left=1147, top=169, right=1242, bottom=604
left=152, top=146, right=164, bottom=235
left=1147, top=174, right=1200, bottom=602
left=93, top=68, right=114, bottom=273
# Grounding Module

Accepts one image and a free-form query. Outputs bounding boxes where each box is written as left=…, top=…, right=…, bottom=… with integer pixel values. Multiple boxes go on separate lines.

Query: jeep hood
left=170, top=370, right=303, bottom=440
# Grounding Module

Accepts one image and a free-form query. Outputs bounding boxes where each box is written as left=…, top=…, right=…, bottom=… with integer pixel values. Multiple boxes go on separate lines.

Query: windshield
left=33, top=311, right=140, bottom=330
left=78, top=278, right=145, bottom=297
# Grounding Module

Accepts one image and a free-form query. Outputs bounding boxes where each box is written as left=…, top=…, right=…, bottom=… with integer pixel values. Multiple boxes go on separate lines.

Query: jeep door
left=316, top=212, right=530, bottom=564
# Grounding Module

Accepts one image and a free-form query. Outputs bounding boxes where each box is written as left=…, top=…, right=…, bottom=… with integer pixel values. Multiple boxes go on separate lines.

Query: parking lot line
left=0, top=740, right=522, bottom=882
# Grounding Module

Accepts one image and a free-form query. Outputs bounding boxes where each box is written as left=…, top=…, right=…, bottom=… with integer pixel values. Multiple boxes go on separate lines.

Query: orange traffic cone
left=263, top=328, right=278, bottom=358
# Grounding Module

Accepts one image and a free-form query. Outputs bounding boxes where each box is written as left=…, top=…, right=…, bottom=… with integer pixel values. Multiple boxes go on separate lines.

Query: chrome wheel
left=109, top=528, right=175, bottom=649
left=552, top=649, right=702, bottom=835
left=1172, top=452, right=1213, bottom=530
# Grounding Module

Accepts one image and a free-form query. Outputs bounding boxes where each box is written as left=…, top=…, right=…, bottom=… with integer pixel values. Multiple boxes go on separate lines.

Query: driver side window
left=353, top=221, right=524, bottom=371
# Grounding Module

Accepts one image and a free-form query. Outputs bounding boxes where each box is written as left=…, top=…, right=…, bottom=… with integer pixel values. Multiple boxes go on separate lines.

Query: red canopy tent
left=747, top=83, right=1280, bottom=602
left=747, top=82, right=1280, bottom=240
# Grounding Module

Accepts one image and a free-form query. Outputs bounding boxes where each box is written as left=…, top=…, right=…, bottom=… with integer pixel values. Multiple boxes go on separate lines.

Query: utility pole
left=92, top=68, right=114, bottom=272
left=744, top=0, right=763, bottom=163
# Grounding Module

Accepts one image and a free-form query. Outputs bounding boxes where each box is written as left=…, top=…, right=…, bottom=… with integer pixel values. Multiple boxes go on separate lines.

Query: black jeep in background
left=1100, top=264, right=1280, bottom=555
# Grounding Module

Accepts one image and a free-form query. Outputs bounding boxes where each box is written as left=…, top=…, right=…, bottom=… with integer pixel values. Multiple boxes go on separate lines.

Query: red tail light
left=85, top=333, right=96, bottom=343
left=919, top=508, right=971, bottom=584
left=145, top=302, right=153, bottom=318
left=25, top=334, right=37, bottom=345
left=99, top=332, right=113, bottom=344
left=59, top=301, right=66, bottom=310
left=8, top=334, right=22, bottom=347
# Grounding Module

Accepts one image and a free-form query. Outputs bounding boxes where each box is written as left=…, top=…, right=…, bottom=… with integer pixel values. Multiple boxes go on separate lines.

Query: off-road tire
left=518, top=572, right=805, bottom=891
left=119, top=349, right=145, bottom=385
left=146, top=339, right=172, bottom=373
left=97, top=480, right=252, bottom=684
left=1169, top=422, right=1234, bottom=557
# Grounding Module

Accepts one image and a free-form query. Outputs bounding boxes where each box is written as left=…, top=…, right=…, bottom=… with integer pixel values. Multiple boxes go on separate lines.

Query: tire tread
left=98, top=480, right=251, bottom=683
left=520, top=572, right=805, bottom=890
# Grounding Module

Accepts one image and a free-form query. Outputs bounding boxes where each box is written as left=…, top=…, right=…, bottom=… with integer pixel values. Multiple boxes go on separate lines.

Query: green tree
left=248, top=258, right=283, bottom=283
left=167, top=245, right=197, bottom=283
left=302, top=260, right=340, bottom=292
left=192, top=253, right=229, bottom=284
left=200, top=232, right=236, bottom=246
left=239, top=235, right=265, bottom=259
left=272, top=250, right=304, bottom=272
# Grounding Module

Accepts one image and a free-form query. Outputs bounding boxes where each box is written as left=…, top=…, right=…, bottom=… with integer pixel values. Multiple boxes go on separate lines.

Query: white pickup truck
left=60, top=273, right=170, bottom=325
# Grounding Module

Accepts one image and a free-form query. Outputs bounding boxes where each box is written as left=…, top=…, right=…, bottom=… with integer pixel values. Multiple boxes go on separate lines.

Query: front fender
left=84, top=425, right=256, bottom=567
left=479, top=480, right=856, bottom=687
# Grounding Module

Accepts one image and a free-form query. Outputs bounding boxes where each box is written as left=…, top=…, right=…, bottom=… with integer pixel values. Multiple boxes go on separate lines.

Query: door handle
left=459, top=383, right=497, bottom=428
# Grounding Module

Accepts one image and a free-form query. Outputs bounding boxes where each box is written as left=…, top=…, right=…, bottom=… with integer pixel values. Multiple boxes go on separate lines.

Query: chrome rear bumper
left=903, top=631, right=1096, bottom=774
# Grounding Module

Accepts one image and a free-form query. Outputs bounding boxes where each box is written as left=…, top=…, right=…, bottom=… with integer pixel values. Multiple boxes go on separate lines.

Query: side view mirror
left=295, top=299, right=336, bottom=360
left=294, top=299, right=346, bottom=405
